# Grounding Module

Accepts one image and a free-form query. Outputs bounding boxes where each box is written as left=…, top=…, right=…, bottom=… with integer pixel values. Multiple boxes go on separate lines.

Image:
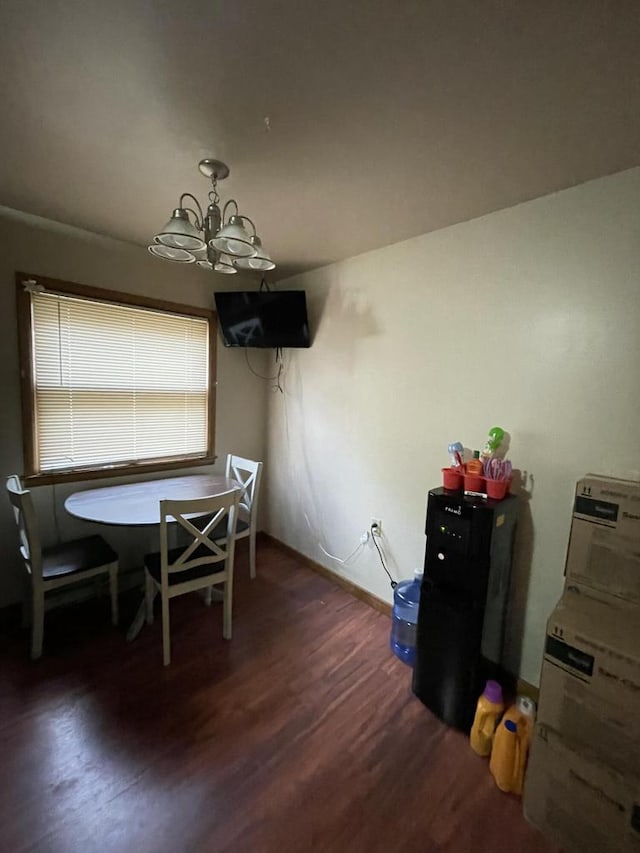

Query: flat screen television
left=214, top=290, right=311, bottom=348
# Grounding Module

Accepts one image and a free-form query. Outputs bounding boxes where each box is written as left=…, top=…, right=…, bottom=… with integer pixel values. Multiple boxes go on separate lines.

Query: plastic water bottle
left=390, top=569, right=423, bottom=666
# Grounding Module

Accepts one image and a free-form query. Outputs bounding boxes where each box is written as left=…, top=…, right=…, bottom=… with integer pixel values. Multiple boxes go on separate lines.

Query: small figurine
left=481, top=426, right=505, bottom=460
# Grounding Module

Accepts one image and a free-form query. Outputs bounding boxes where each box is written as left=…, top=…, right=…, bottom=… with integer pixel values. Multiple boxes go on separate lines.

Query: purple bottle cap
left=483, top=680, right=503, bottom=704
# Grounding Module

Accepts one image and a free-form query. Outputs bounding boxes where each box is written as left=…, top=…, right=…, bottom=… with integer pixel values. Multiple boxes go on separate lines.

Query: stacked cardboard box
left=565, top=474, right=640, bottom=605
left=524, top=475, right=640, bottom=853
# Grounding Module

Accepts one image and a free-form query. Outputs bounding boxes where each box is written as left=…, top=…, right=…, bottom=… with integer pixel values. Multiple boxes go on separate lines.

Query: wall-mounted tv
left=214, top=290, right=311, bottom=348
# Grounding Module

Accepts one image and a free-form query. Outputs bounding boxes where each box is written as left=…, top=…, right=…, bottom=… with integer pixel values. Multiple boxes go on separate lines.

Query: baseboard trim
left=515, top=677, right=540, bottom=704
left=258, top=532, right=540, bottom=702
left=259, top=532, right=392, bottom=617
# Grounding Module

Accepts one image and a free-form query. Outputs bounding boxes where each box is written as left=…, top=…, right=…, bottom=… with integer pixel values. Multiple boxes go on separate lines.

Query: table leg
left=126, top=589, right=154, bottom=642
left=201, top=587, right=224, bottom=605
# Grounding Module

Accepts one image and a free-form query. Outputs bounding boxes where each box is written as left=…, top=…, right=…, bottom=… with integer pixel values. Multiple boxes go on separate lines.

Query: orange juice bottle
left=466, top=451, right=484, bottom=476
left=470, top=680, right=504, bottom=756
left=489, top=698, right=535, bottom=795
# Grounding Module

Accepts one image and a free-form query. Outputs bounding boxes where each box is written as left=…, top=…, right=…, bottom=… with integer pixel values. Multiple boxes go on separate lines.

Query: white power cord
left=318, top=538, right=365, bottom=566
left=303, top=510, right=368, bottom=567
left=282, top=375, right=368, bottom=570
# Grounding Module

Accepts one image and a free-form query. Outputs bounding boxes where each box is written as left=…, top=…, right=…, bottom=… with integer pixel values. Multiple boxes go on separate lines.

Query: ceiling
left=1, top=1, right=639, bottom=280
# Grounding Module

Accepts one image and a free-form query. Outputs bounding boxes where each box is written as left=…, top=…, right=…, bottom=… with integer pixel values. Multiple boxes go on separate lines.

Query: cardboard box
left=524, top=723, right=640, bottom=853
left=538, top=584, right=640, bottom=774
left=565, top=475, right=640, bottom=604
left=537, top=659, right=640, bottom=775
left=543, top=587, right=640, bottom=707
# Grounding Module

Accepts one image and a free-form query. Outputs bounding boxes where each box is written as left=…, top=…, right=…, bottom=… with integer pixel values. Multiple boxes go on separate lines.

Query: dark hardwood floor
left=0, top=538, right=557, bottom=853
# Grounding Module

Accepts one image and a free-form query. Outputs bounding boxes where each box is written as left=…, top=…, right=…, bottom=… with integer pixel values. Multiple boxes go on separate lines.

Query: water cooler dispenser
left=412, top=487, right=519, bottom=731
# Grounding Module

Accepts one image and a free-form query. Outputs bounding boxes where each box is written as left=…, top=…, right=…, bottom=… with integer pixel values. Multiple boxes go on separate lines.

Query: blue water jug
left=390, top=569, right=423, bottom=666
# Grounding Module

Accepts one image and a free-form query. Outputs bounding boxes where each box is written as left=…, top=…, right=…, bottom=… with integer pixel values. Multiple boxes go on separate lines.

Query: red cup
left=464, top=474, right=485, bottom=493
left=442, top=467, right=463, bottom=490
left=485, top=478, right=508, bottom=500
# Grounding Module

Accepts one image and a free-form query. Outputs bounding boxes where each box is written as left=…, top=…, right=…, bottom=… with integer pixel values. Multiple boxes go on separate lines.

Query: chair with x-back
left=225, top=454, right=263, bottom=579
left=143, top=488, right=240, bottom=666
left=6, top=474, right=119, bottom=660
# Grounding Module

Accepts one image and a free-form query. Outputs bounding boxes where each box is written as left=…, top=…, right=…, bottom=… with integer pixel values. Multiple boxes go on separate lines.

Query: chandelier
left=148, top=159, right=275, bottom=274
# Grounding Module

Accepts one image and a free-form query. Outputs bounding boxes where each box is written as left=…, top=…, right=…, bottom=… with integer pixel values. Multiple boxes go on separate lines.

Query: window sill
left=23, top=455, right=217, bottom=487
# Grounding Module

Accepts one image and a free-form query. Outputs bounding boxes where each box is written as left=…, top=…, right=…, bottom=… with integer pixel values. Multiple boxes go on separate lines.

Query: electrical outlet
left=370, top=517, right=382, bottom=536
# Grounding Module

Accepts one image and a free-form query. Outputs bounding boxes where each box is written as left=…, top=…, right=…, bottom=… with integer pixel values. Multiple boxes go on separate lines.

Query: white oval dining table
left=65, top=474, right=240, bottom=526
left=64, top=474, right=241, bottom=641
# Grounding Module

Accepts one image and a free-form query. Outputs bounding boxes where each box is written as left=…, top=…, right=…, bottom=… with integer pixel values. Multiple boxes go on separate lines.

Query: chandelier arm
left=179, top=193, right=204, bottom=229
left=222, top=199, right=239, bottom=223
left=237, top=215, right=257, bottom=237
left=183, top=208, right=204, bottom=231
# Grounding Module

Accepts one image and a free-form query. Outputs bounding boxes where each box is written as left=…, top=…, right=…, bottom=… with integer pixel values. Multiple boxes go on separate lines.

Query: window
left=16, top=273, right=216, bottom=484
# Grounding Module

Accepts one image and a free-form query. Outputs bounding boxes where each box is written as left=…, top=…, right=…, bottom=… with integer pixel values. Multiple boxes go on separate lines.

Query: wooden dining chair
left=193, top=455, right=263, bottom=579
left=223, top=454, right=263, bottom=578
left=143, top=488, right=240, bottom=666
left=6, top=474, right=119, bottom=660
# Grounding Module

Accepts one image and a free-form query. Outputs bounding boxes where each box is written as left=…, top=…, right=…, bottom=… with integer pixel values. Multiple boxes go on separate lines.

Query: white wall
left=0, top=210, right=268, bottom=606
left=265, top=168, right=640, bottom=686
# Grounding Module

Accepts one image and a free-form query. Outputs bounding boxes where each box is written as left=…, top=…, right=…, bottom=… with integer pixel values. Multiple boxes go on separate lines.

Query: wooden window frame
left=16, top=272, right=217, bottom=486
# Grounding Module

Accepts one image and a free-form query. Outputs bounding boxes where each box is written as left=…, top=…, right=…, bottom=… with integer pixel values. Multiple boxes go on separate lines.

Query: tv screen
left=214, top=290, right=311, bottom=348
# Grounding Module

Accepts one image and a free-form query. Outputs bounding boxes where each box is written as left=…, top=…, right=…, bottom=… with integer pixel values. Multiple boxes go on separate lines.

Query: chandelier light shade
left=191, top=248, right=237, bottom=274
left=148, top=160, right=275, bottom=275
left=214, top=253, right=238, bottom=274
left=148, top=244, right=196, bottom=263
left=191, top=247, right=213, bottom=269
left=155, top=209, right=206, bottom=251
left=233, top=235, right=276, bottom=271
left=209, top=215, right=255, bottom=258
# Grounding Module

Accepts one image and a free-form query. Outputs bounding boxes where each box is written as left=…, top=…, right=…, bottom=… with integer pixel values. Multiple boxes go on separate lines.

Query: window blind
left=31, top=291, right=209, bottom=473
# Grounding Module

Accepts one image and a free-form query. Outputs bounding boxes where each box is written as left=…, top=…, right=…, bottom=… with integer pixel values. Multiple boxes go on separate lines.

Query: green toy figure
left=481, top=426, right=505, bottom=460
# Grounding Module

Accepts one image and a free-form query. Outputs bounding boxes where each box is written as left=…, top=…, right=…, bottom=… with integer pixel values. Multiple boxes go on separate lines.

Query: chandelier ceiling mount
left=197, top=159, right=229, bottom=182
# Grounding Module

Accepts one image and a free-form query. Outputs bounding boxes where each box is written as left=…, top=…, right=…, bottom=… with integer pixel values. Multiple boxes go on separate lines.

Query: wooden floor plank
left=0, top=538, right=557, bottom=853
